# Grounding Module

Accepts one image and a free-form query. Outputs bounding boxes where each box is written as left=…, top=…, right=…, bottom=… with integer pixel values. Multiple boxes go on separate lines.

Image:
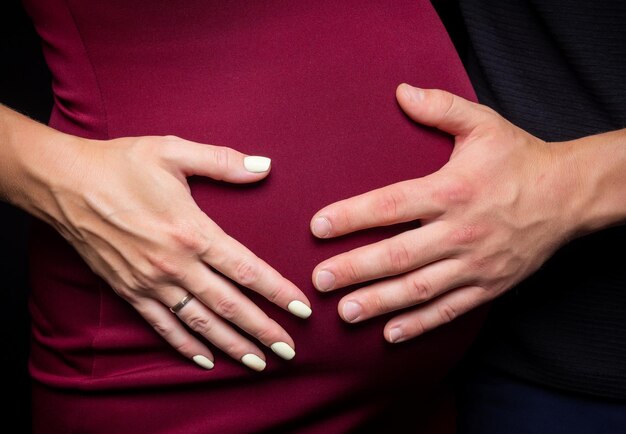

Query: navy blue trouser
left=457, top=368, right=626, bottom=434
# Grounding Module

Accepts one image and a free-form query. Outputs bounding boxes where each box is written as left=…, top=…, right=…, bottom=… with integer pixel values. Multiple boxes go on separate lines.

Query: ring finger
left=181, top=263, right=297, bottom=361
left=167, top=291, right=270, bottom=371
left=131, top=296, right=217, bottom=370
left=337, top=259, right=470, bottom=323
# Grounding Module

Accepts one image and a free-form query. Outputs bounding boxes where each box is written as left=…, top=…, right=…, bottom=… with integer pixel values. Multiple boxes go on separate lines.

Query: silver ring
left=169, top=293, right=194, bottom=314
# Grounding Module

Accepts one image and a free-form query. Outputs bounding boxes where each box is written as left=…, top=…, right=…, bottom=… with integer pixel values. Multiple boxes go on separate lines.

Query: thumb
left=163, top=137, right=272, bottom=183
left=396, top=84, right=491, bottom=137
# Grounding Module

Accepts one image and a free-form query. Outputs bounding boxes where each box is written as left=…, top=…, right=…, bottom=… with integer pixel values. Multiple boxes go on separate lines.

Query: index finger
left=310, top=176, right=443, bottom=238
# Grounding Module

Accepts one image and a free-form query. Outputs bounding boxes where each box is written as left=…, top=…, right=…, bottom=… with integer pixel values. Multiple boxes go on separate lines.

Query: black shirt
left=454, top=0, right=626, bottom=400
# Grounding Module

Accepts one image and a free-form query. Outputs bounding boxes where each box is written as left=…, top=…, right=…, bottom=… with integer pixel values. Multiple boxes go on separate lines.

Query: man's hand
left=310, top=84, right=581, bottom=343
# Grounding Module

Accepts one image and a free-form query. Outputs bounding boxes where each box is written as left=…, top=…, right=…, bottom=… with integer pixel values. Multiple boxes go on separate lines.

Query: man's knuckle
left=409, top=317, right=427, bottom=336
left=386, top=243, right=413, bottom=273
left=440, top=92, right=457, bottom=123
left=450, top=224, right=479, bottom=246
left=437, top=303, right=458, bottom=323
left=370, top=294, right=390, bottom=314
left=342, top=259, right=362, bottom=283
left=377, top=190, right=406, bottom=223
left=406, top=276, right=433, bottom=302
left=436, top=177, right=474, bottom=206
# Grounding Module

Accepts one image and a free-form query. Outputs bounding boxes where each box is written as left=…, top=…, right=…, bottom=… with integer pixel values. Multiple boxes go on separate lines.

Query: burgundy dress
left=23, top=1, right=486, bottom=432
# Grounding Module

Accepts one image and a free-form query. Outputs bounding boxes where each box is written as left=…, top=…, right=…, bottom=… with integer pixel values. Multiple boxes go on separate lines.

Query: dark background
left=1, top=0, right=53, bottom=430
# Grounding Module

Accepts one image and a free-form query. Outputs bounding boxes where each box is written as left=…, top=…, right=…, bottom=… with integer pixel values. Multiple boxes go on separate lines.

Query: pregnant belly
left=28, top=1, right=486, bottom=432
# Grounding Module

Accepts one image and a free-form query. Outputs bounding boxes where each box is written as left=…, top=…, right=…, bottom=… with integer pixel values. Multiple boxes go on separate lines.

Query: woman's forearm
left=0, top=104, right=83, bottom=223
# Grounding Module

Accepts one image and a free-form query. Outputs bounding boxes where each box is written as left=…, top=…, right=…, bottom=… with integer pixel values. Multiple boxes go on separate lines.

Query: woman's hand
left=1, top=107, right=311, bottom=370
left=310, top=84, right=586, bottom=343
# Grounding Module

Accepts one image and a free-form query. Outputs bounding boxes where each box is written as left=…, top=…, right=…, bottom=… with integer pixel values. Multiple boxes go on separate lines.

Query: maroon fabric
left=23, top=1, right=486, bottom=432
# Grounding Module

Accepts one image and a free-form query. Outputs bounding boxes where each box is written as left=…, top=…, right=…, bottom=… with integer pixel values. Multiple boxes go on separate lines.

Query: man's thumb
left=396, top=84, right=490, bottom=137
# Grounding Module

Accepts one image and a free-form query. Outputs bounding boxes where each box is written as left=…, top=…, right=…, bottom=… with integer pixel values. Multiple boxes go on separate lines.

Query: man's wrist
left=555, top=130, right=626, bottom=237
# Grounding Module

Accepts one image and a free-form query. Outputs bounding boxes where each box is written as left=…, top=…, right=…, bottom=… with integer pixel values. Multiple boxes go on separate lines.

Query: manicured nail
left=287, top=300, right=312, bottom=319
left=270, top=342, right=296, bottom=360
left=388, top=327, right=405, bottom=344
left=243, top=156, right=271, bottom=173
left=241, top=353, right=266, bottom=371
left=402, top=84, right=423, bottom=102
left=311, top=217, right=331, bottom=238
left=315, top=270, right=335, bottom=291
left=192, top=354, right=214, bottom=370
left=342, top=300, right=362, bottom=322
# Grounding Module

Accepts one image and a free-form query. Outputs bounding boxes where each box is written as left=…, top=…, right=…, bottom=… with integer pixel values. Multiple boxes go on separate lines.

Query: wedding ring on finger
left=169, top=293, right=194, bottom=314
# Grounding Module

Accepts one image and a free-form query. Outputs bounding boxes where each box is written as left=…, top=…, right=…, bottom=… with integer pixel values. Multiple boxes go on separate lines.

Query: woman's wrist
left=0, top=104, right=89, bottom=223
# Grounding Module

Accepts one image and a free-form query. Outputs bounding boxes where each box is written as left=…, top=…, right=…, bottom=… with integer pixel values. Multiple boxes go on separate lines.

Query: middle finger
left=313, top=221, right=452, bottom=291
left=183, top=262, right=297, bottom=361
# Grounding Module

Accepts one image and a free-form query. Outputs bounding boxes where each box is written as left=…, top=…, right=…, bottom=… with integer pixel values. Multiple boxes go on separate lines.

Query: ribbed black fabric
left=456, top=0, right=626, bottom=400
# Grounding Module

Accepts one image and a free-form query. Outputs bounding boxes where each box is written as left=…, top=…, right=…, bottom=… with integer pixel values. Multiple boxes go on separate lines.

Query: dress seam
left=62, top=0, right=111, bottom=140
left=60, top=0, right=110, bottom=379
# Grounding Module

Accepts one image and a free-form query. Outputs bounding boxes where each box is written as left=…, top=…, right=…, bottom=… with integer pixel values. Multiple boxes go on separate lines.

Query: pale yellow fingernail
left=287, top=300, right=312, bottom=319
left=241, top=353, right=266, bottom=371
left=192, top=354, right=214, bottom=370
left=243, top=156, right=271, bottom=173
left=270, top=342, right=296, bottom=360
